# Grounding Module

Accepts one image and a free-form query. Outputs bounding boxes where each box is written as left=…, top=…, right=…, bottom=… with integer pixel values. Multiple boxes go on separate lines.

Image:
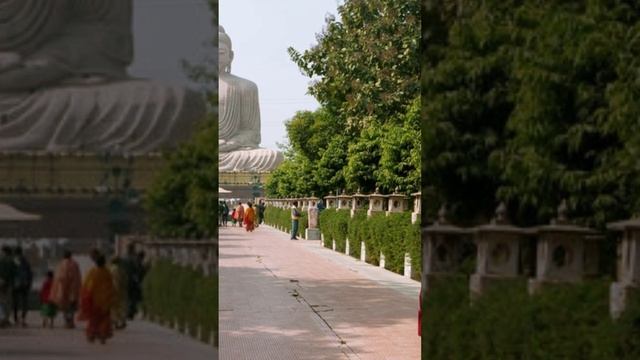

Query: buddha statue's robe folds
left=0, top=0, right=205, bottom=154
left=218, top=72, right=283, bottom=172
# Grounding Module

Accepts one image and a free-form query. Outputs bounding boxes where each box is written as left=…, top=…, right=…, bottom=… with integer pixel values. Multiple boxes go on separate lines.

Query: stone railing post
left=404, top=253, right=412, bottom=278
left=411, top=192, right=421, bottom=224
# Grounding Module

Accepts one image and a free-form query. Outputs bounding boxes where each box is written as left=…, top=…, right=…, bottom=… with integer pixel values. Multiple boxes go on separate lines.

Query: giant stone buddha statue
left=0, top=0, right=205, bottom=154
left=218, top=26, right=283, bottom=172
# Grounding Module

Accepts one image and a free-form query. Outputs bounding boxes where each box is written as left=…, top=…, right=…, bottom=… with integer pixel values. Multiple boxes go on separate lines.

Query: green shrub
left=423, top=277, right=640, bottom=359
left=142, top=260, right=218, bottom=346
left=346, top=210, right=368, bottom=259
left=264, top=206, right=308, bottom=239
left=319, top=209, right=421, bottom=279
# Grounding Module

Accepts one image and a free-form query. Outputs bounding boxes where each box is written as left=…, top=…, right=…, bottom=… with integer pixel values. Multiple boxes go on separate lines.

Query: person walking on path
left=12, top=247, right=33, bottom=327
left=244, top=202, right=256, bottom=232
left=124, top=248, right=147, bottom=320
left=109, top=257, right=128, bottom=330
left=39, top=270, right=57, bottom=328
left=221, top=201, right=229, bottom=227
left=223, top=201, right=229, bottom=226
left=236, top=202, right=245, bottom=228
left=51, top=250, right=82, bottom=329
left=257, top=200, right=266, bottom=226
left=0, top=246, right=16, bottom=327
left=291, top=201, right=300, bottom=240
left=79, top=253, right=116, bottom=344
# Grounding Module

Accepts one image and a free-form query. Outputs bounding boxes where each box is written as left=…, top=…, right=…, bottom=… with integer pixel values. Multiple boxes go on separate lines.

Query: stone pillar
left=528, top=200, right=598, bottom=294
left=305, top=199, right=321, bottom=240
left=608, top=218, right=640, bottom=318
left=469, top=203, right=527, bottom=297
left=379, top=252, right=386, bottom=269
left=411, top=192, right=421, bottom=224
left=360, top=242, right=366, bottom=262
left=404, top=252, right=412, bottom=278
left=367, top=187, right=387, bottom=217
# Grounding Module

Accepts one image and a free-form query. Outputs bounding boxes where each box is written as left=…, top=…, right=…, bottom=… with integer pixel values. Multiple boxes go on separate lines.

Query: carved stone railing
left=420, top=200, right=640, bottom=319
left=116, top=235, right=217, bottom=277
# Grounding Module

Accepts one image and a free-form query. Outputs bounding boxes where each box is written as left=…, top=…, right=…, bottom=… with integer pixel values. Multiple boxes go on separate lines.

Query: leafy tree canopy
left=267, top=0, right=421, bottom=198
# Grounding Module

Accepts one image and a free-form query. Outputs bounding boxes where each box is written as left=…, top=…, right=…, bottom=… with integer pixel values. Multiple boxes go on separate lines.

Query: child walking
left=40, top=271, right=57, bottom=328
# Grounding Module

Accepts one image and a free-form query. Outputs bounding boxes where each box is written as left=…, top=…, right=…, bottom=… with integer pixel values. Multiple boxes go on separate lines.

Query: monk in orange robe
left=79, top=254, right=116, bottom=344
left=244, top=202, right=256, bottom=232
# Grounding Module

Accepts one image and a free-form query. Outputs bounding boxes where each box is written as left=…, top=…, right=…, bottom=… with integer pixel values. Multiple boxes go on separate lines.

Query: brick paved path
left=219, top=225, right=420, bottom=360
left=0, top=312, right=218, bottom=360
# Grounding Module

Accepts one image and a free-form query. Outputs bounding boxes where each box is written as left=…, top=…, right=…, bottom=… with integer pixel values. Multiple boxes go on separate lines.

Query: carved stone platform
left=0, top=152, right=167, bottom=239
left=219, top=171, right=270, bottom=201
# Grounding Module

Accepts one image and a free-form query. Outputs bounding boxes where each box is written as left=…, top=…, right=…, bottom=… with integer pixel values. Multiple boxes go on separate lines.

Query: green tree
left=423, top=0, right=640, bottom=228
left=267, top=0, right=420, bottom=197
left=144, top=0, right=218, bottom=238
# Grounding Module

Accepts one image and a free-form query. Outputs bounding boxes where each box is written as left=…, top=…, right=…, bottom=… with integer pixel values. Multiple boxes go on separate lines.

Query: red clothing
left=86, top=308, right=113, bottom=341
left=40, top=278, right=53, bottom=303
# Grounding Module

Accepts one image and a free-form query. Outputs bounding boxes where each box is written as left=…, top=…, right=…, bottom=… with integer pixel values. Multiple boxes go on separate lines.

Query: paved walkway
left=219, top=225, right=420, bottom=360
left=0, top=312, right=217, bottom=360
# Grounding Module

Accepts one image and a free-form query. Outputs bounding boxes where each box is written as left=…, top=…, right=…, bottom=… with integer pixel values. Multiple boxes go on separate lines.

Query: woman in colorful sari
left=51, top=250, right=82, bottom=329
left=244, top=202, right=256, bottom=232
left=79, top=254, right=116, bottom=344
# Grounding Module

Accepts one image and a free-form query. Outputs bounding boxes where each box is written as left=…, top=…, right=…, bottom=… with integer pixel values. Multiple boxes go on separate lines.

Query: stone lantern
left=470, top=203, right=527, bottom=297
left=386, top=187, right=409, bottom=216
left=300, top=197, right=309, bottom=212
left=367, top=187, right=387, bottom=217
left=423, top=206, right=471, bottom=293
left=411, top=192, right=421, bottom=224
left=607, top=218, right=640, bottom=318
left=351, top=188, right=368, bottom=218
left=528, top=200, right=599, bottom=294
left=307, top=195, right=320, bottom=208
left=325, top=192, right=337, bottom=209
left=337, top=190, right=352, bottom=211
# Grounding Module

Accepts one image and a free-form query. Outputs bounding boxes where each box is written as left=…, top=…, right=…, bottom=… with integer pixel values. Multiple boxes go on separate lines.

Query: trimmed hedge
left=142, top=260, right=217, bottom=346
left=320, top=210, right=421, bottom=280
left=319, top=210, right=350, bottom=251
left=422, top=277, right=640, bottom=359
left=265, top=206, right=421, bottom=280
left=263, top=206, right=308, bottom=239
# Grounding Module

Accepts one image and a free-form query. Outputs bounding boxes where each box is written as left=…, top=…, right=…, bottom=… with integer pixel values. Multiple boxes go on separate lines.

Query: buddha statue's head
left=219, top=26, right=234, bottom=73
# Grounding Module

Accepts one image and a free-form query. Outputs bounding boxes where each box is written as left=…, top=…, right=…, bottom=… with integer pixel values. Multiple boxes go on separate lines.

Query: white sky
left=220, top=0, right=343, bottom=150
left=129, top=0, right=214, bottom=87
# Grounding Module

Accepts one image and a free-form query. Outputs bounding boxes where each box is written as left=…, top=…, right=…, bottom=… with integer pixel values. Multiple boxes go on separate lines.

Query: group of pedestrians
left=0, top=246, right=32, bottom=327
left=220, top=200, right=266, bottom=232
left=0, top=244, right=147, bottom=345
